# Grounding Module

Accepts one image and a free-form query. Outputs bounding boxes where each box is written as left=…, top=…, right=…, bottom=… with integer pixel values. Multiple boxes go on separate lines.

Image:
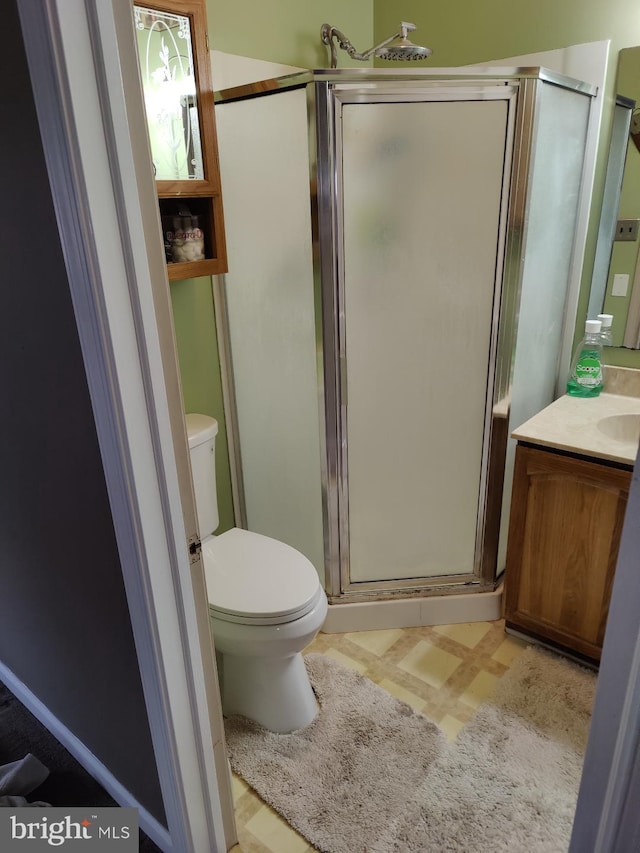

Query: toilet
left=186, top=413, right=327, bottom=733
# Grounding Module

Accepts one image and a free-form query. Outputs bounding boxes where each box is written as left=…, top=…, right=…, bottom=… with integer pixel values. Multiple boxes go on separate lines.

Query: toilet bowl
left=204, top=528, right=327, bottom=733
left=186, top=413, right=327, bottom=733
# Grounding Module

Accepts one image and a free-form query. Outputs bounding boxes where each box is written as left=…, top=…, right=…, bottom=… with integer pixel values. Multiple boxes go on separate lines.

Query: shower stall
left=213, top=68, right=595, bottom=609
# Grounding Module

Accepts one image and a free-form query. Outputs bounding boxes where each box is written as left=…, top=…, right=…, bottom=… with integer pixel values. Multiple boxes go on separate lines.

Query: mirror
left=589, top=46, right=640, bottom=347
left=134, top=4, right=204, bottom=181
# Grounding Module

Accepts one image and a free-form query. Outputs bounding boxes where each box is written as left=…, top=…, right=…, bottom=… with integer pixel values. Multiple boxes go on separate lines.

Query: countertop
left=512, top=371, right=640, bottom=466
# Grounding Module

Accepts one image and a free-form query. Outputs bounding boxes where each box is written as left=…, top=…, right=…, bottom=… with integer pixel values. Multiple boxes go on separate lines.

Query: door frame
left=16, top=0, right=640, bottom=849
left=16, top=0, right=233, bottom=849
left=317, top=80, right=519, bottom=599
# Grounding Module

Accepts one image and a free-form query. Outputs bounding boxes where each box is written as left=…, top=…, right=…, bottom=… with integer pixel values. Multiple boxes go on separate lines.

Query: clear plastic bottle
left=597, top=313, right=614, bottom=347
left=566, top=319, right=604, bottom=397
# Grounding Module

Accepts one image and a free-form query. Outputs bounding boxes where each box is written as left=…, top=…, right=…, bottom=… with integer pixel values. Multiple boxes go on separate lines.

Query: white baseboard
left=0, top=660, right=171, bottom=852
left=322, top=584, right=504, bottom=633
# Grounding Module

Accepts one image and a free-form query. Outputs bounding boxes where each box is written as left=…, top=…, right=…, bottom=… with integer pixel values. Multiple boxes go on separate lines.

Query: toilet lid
left=202, top=528, right=321, bottom=622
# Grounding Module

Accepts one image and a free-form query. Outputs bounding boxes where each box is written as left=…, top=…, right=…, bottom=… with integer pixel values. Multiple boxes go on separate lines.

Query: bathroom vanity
left=504, top=370, right=640, bottom=665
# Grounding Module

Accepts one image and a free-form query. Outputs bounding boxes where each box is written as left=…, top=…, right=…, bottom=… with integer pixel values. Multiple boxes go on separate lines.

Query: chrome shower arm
left=321, top=22, right=417, bottom=69
left=320, top=24, right=367, bottom=68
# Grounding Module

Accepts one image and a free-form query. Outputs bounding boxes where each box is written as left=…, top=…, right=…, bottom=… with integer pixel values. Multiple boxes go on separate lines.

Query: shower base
left=322, top=583, right=503, bottom=633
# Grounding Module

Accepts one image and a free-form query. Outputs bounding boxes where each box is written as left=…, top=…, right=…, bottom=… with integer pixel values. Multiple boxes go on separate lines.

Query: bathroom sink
left=596, top=413, right=640, bottom=445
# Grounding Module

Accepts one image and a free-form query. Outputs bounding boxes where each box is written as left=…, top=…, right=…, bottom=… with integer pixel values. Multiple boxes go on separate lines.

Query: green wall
left=169, top=276, right=234, bottom=532
left=206, top=0, right=373, bottom=68
left=375, top=1, right=639, bottom=69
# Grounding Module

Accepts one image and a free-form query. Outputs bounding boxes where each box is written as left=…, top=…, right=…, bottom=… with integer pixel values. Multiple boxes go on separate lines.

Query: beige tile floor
left=229, top=618, right=527, bottom=853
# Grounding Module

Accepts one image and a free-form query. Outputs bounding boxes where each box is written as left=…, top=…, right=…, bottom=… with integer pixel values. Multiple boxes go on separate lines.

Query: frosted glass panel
left=134, top=6, right=203, bottom=180
left=498, top=82, right=591, bottom=573
left=215, top=89, right=325, bottom=578
left=341, top=100, right=508, bottom=582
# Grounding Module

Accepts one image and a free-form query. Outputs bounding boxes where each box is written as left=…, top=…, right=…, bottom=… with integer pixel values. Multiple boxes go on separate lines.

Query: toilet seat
left=202, top=527, right=322, bottom=626
left=210, top=585, right=325, bottom=627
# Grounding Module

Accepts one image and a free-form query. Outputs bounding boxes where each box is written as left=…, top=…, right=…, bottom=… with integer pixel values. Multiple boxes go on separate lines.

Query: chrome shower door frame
left=313, top=74, right=524, bottom=603
left=211, top=68, right=594, bottom=605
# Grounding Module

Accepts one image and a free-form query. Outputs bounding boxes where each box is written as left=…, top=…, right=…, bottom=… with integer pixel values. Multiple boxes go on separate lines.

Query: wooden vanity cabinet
left=504, top=443, right=631, bottom=664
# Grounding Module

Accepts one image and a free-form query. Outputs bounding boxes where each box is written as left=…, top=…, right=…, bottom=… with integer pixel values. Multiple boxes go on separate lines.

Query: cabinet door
left=505, top=445, right=631, bottom=661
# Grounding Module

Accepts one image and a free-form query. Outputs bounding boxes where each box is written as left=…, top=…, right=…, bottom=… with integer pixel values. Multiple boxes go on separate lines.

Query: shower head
left=321, top=21, right=432, bottom=69
left=375, top=27, right=433, bottom=62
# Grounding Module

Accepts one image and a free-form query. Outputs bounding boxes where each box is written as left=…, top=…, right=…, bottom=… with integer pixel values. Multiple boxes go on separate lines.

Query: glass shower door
left=337, top=95, right=512, bottom=585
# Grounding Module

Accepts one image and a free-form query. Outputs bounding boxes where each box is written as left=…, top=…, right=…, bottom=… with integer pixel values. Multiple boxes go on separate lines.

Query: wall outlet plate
left=615, top=219, right=640, bottom=241
left=612, top=273, right=630, bottom=297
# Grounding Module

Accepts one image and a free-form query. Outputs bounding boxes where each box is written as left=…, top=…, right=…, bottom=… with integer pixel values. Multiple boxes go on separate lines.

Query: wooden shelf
left=135, top=0, right=227, bottom=281
left=160, top=195, right=226, bottom=279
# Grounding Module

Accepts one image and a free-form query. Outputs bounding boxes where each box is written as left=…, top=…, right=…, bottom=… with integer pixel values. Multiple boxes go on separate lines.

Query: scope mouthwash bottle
left=566, top=319, right=603, bottom=397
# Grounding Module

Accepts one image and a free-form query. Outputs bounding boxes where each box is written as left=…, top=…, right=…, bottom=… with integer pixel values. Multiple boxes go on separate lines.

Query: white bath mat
left=225, top=648, right=596, bottom=853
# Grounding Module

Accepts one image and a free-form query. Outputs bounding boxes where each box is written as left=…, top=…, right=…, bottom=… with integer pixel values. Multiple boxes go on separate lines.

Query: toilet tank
left=185, top=413, right=219, bottom=538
